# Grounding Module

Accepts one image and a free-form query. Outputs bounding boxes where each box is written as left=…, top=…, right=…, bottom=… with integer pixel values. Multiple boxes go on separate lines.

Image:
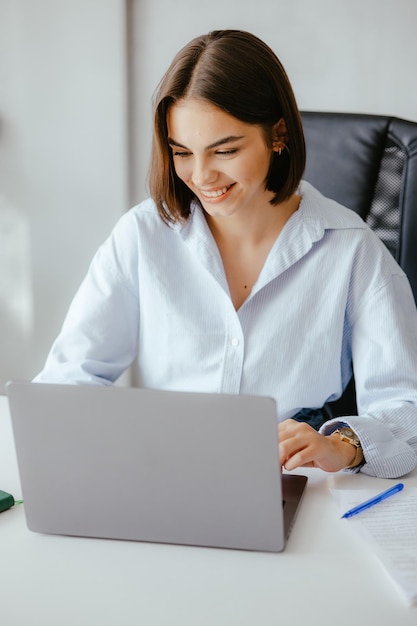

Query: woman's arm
left=34, top=213, right=140, bottom=385
left=279, top=272, right=417, bottom=479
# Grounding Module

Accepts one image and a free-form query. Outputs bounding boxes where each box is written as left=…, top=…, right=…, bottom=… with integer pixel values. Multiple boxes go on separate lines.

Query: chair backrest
left=301, top=111, right=417, bottom=304
left=300, top=112, right=417, bottom=416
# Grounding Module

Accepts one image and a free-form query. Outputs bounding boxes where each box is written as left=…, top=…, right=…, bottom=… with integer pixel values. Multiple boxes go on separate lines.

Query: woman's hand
left=278, top=419, right=357, bottom=473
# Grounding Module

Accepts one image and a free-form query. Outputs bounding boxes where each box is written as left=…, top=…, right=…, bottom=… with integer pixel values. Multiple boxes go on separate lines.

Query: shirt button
left=231, top=337, right=240, bottom=347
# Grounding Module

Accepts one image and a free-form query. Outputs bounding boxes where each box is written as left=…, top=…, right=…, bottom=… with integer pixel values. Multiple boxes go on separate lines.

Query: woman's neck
left=205, top=194, right=301, bottom=247
left=205, top=194, right=301, bottom=310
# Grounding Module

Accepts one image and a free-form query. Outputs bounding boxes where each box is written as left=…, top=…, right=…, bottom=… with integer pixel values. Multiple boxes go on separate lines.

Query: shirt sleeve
left=320, top=271, right=417, bottom=479
left=33, top=213, right=140, bottom=385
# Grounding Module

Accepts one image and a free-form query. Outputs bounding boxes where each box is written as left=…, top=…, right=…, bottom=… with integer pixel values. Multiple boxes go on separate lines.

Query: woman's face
left=166, top=98, right=279, bottom=221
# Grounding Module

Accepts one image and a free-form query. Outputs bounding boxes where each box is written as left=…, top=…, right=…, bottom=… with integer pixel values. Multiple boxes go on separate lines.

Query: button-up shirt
left=34, top=181, right=417, bottom=478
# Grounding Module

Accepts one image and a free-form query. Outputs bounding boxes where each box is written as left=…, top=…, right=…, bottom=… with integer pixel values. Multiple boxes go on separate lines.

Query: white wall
left=0, top=0, right=128, bottom=386
left=1, top=0, right=416, bottom=387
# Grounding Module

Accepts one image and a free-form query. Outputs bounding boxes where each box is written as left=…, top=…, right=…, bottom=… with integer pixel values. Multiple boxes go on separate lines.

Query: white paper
left=331, top=486, right=417, bottom=605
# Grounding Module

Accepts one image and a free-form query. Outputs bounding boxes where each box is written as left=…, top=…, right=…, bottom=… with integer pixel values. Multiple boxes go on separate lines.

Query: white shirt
left=34, top=181, right=417, bottom=478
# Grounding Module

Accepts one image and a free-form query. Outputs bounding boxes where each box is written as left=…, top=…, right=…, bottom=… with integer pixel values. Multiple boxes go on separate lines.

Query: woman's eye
left=173, top=151, right=191, bottom=158
left=216, top=149, right=238, bottom=157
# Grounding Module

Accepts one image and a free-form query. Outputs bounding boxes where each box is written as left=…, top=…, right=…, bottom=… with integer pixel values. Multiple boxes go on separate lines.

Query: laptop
left=5, top=381, right=307, bottom=552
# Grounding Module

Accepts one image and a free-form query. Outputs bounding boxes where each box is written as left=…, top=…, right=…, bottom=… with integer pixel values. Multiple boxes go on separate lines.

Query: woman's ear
left=272, top=118, right=289, bottom=153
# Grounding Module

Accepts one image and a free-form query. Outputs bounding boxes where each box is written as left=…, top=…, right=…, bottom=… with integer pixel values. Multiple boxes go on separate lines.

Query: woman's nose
left=191, top=157, right=217, bottom=187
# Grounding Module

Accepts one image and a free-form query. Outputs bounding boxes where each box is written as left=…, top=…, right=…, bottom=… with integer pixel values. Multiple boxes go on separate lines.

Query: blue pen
left=341, top=482, right=404, bottom=519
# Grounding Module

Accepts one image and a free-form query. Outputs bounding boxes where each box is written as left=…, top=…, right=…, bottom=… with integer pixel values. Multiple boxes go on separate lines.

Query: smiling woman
left=150, top=30, right=305, bottom=224
left=34, top=30, right=417, bottom=480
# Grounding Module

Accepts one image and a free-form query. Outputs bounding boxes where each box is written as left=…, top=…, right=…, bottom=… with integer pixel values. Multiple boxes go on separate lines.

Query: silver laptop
left=6, top=381, right=307, bottom=552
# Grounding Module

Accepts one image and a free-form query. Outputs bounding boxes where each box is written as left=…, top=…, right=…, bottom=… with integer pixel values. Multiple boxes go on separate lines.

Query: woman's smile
left=198, top=183, right=235, bottom=202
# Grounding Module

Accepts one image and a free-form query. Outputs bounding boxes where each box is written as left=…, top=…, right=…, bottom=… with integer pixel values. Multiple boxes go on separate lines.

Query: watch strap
left=345, top=444, right=364, bottom=469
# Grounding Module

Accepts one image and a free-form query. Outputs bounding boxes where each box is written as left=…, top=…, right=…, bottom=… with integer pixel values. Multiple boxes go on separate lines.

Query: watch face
left=340, top=428, right=359, bottom=446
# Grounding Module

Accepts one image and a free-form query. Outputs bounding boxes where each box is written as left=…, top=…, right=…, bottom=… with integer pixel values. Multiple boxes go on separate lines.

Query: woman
left=35, top=30, right=417, bottom=478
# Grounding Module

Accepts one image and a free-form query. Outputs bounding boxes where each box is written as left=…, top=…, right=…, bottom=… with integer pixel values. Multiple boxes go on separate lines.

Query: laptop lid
left=6, top=381, right=307, bottom=552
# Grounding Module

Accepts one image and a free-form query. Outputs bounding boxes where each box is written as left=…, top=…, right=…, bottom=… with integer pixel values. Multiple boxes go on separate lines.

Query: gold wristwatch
left=333, top=427, right=364, bottom=469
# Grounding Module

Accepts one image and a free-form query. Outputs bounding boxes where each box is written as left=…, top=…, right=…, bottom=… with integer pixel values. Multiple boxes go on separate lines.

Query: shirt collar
left=298, top=180, right=367, bottom=241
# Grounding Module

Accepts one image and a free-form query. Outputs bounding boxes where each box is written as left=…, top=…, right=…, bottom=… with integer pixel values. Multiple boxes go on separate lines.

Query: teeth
left=201, top=186, right=230, bottom=198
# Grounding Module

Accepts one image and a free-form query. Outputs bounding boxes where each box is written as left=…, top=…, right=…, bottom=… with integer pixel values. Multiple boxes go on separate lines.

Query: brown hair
left=149, top=30, right=306, bottom=224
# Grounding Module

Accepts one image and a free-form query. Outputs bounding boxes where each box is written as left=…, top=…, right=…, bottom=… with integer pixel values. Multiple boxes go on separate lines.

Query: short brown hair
left=149, top=30, right=306, bottom=224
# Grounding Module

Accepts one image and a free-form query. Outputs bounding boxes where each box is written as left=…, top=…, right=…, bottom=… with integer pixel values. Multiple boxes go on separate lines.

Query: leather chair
left=300, top=111, right=417, bottom=416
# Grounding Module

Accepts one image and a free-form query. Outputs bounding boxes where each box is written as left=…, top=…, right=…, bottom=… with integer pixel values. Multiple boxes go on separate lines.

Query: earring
left=274, top=143, right=285, bottom=156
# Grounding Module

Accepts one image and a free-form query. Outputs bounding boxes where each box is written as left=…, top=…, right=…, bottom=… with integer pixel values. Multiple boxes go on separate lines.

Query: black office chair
left=300, top=111, right=417, bottom=416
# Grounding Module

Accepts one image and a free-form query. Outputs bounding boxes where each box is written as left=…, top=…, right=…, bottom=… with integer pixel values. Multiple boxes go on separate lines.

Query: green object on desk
left=0, top=489, right=15, bottom=513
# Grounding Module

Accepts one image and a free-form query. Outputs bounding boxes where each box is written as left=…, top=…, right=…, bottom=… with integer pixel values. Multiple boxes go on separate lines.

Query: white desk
left=1, top=394, right=416, bottom=625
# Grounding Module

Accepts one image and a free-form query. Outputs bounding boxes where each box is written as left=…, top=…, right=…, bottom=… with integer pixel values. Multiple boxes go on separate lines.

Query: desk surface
left=1, top=394, right=416, bottom=625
